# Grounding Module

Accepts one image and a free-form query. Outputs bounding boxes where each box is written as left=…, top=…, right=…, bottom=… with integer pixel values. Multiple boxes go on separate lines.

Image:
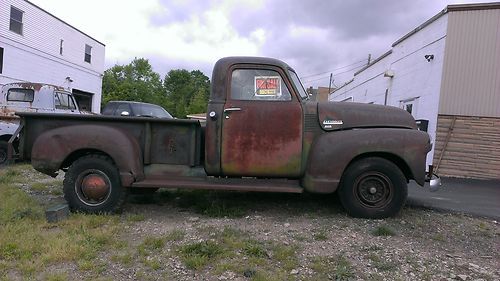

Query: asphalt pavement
left=407, top=177, right=500, bottom=220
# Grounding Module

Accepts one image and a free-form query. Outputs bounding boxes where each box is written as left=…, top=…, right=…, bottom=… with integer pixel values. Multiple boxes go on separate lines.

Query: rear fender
left=31, top=125, right=144, bottom=186
left=302, top=128, right=430, bottom=193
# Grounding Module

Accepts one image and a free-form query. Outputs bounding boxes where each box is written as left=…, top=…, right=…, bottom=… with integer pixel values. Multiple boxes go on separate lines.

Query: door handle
left=224, top=107, right=242, bottom=113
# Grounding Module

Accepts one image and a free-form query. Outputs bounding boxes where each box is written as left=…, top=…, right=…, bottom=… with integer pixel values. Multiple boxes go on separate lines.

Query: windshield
left=134, top=103, right=173, bottom=118
left=289, top=70, right=309, bottom=100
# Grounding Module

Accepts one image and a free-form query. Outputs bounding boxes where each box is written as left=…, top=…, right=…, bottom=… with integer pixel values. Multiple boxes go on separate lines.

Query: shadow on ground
left=127, top=189, right=345, bottom=218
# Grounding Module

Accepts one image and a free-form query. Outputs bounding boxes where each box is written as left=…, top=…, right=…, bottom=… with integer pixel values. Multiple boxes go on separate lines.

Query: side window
left=55, top=92, right=76, bottom=110
left=231, top=69, right=291, bottom=101
left=114, top=104, right=131, bottom=116
left=102, top=103, right=117, bottom=114
left=7, top=88, right=34, bottom=102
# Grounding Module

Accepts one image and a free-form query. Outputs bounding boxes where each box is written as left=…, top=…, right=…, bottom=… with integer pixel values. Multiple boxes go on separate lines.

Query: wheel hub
left=81, top=174, right=109, bottom=200
left=354, top=172, right=393, bottom=208
left=75, top=169, right=112, bottom=206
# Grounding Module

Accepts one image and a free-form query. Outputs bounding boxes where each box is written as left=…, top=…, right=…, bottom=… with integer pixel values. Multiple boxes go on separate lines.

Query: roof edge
left=447, top=2, right=500, bottom=12
left=354, top=50, right=392, bottom=76
left=392, top=2, right=500, bottom=48
left=25, top=0, right=105, bottom=46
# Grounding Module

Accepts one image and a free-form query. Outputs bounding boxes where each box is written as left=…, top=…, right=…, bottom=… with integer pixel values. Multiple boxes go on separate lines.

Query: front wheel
left=338, top=157, right=407, bottom=219
left=63, top=154, right=127, bottom=213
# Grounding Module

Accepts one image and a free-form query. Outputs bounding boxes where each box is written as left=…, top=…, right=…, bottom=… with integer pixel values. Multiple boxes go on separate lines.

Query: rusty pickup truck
left=11, top=57, right=439, bottom=218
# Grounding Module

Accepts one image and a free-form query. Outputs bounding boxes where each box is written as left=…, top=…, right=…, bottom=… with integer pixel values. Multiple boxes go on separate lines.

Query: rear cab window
left=7, top=88, right=34, bottom=102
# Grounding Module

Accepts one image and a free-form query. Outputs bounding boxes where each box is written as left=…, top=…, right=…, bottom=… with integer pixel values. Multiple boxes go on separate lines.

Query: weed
left=31, top=182, right=51, bottom=192
left=311, top=255, right=354, bottom=280
left=372, top=225, right=396, bottom=236
left=126, top=213, right=146, bottom=223
left=44, top=272, right=68, bottom=281
left=143, top=257, right=162, bottom=270
left=112, top=252, right=134, bottom=266
left=432, top=233, right=446, bottom=242
left=179, top=240, right=223, bottom=270
left=165, top=229, right=185, bottom=242
left=313, top=229, right=328, bottom=241
left=271, top=244, right=298, bottom=271
left=368, top=253, right=398, bottom=272
left=243, top=240, right=267, bottom=258
left=138, top=236, right=165, bottom=256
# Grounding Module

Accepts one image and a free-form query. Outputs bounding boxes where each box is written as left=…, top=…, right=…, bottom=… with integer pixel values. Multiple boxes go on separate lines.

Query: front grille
left=304, top=113, right=322, bottom=132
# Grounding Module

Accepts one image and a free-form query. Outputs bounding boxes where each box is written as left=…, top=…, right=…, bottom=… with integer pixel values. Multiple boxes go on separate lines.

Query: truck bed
left=16, top=112, right=203, bottom=167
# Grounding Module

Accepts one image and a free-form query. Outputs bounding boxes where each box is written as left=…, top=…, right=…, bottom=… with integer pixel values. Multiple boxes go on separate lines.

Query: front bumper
left=425, top=165, right=441, bottom=192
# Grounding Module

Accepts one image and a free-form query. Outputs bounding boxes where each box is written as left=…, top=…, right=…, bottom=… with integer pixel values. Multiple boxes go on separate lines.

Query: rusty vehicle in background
left=0, top=83, right=81, bottom=165
left=10, top=57, right=440, bottom=218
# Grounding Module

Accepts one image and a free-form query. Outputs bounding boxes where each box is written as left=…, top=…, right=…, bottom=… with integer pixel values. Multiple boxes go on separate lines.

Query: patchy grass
left=125, top=213, right=146, bottom=223
left=313, top=228, right=328, bottom=241
left=371, top=225, right=396, bottom=236
left=0, top=165, right=123, bottom=278
left=368, top=253, right=398, bottom=272
left=311, top=255, right=355, bottom=280
left=165, top=229, right=185, bottom=242
left=138, top=236, right=165, bottom=257
left=179, top=240, right=224, bottom=270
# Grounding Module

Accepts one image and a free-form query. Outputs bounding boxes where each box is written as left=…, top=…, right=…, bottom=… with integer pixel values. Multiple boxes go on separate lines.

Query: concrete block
left=45, top=204, right=69, bottom=223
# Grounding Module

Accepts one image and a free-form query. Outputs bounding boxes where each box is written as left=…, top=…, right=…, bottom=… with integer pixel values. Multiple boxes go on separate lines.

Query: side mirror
left=120, top=111, right=130, bottom=116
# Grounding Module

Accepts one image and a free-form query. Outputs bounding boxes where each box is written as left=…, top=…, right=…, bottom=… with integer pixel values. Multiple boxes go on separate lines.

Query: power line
left=299, top=59, right=366, bottom=79
left=302, top=64, right=365, bottom=84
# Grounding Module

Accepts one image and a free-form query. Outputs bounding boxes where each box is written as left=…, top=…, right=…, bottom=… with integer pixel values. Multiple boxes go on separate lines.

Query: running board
left=131, top=177, right=303, bottom=193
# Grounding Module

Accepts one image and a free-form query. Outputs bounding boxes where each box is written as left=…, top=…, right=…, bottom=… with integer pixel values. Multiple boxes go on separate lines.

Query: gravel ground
left=6, top=166, right=500, bottom=281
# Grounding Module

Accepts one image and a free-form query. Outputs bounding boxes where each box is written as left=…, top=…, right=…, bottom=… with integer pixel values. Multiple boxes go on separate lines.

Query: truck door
left=221, top=67, right=303, bottom=177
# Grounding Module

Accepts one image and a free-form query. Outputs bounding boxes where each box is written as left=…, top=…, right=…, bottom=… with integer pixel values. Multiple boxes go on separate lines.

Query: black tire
left=63, top=154, right=127, bottom=213
left=0, top=140, right=8, bottom=166
left=338, top=157, right=407, bottom=219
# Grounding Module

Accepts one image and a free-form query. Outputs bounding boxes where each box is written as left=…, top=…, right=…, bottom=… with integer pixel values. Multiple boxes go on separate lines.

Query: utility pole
left=328, top=73, right=333, bottom=94
left=367, top=53, right=372, bottom=65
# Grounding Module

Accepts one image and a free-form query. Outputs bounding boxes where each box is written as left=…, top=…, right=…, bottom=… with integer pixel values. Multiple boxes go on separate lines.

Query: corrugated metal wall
left=439, top=8, right=500, bottom=117
left=433, top=115, right=500, bottom=179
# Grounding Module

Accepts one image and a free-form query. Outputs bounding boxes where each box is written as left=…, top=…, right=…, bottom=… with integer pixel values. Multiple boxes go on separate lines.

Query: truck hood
left=317, top=102, right=417, bottom=131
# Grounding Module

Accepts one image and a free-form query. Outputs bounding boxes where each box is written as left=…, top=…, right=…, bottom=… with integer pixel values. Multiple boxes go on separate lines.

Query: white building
left=0, top=0, right=105, bottom=113
left=331, top=3, right=500, bottom=180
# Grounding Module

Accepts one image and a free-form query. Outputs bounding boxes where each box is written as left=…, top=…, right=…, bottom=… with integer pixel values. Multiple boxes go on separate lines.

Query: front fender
left=31, top=125, right=144, bottom=185
left=302, top=128, right=430, bottom=193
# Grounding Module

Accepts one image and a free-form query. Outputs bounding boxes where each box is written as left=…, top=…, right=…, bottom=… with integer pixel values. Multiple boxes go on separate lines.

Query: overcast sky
left=31, top=0, right=496, bottom=87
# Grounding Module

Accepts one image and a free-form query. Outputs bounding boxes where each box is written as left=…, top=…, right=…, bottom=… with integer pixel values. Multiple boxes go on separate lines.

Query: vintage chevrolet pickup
left=9, top=57, right=439, bottom=218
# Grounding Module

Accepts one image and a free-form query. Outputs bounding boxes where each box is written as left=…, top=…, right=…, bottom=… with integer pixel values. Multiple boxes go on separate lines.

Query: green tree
left=101, top=58, right=166, bottom=108
left=164, top=69, right=210, bottom=118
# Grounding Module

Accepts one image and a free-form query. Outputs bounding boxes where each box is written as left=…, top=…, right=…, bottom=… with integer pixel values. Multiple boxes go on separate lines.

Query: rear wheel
left=338, top=157, right=407, bottom=219
left=63, top=154, right=127, bottom=213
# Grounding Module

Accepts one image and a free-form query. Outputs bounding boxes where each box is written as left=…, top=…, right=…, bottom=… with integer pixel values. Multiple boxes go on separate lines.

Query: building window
left=60, top=40, right=64, bottom=55
left=0, top=47, right=4, bottom=74
left=84, top=44, right=92, bottom=63
left=400, top=97, right=419, bottom=117
left=9, top=6, right=23, bottom=35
